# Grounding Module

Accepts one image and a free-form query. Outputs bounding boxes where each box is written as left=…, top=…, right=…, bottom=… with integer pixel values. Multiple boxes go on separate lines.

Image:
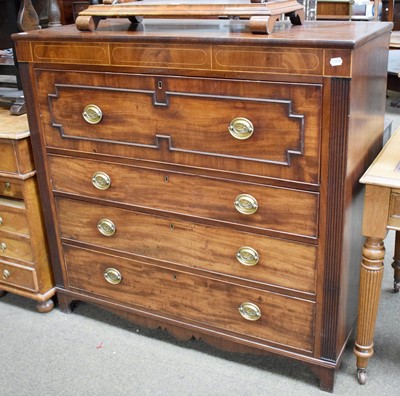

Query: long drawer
left=64, top=244, right=315, bottom=352
left=56, top=197, right=317, bottom=293
left=37, top=70, right=322, bottom=184
left=0, top=198, right=29, bottom=236
left=49, top=155, right=319, bottom=238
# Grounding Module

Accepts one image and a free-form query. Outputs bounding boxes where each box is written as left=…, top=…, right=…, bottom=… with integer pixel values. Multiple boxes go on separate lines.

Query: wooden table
left=354, top=129, right=400, bottom=384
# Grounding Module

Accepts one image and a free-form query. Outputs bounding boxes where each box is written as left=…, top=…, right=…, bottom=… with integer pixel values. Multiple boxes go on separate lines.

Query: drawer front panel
left=56, top=198, right=317, bottom=293
left=64, top=245, right=315, bottom=352
left=0, top=198, right=28, bottom=235
left=0, top=260, right=38, bottom=291
left=0, top=177, right=24, bottom=200
left=37, top=70, right=322, bottom=184
left=0, top=139, right=34, bottom=176
left=0, top=232, right=33, bottom=263
left=49, top=156, right=319, bottom=238
left=0, top=141, right=19, bottom=174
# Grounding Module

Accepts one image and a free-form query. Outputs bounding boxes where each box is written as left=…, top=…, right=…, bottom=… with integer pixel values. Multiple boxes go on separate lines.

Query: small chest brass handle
left=238, top=302, right=262, bottom=321
left=92, top=172, right=111, bottom=190
left=82, top=104, right=103, bottom=124
left=2, top=269, right=10, bottom=280
left=0, top=242, right=7, bottom=253
left=228, top=117, right=254, bottom=140
left=234, top=194, right=258, bottom=215
left=4, top=182, right=11, bottom=192
left=0, top=217, right=3, bottom=226
left=104, top=268, right=122, bottom=285
left=236, top=247, right=259, bottom=266
left=97, top=219, right=116, bottom=236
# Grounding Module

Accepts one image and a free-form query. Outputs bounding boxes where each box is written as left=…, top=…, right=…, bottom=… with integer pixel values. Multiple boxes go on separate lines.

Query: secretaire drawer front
left=56, top=198, right=317, bottom=293
left=37, top=70, right=322, bottom=184
left=49, top=156, right=318, bottom=238
left=64, top=245, right=315, bottom=352
left=0, top=198, right=28, bottom=235
left=0, top=261, right=38, bottom=291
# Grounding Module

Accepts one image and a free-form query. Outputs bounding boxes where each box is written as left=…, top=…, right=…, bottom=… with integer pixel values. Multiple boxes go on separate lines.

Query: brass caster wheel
left=394, top=280, right=399, bottom=293
left=357, top=369, right=367, bottom=385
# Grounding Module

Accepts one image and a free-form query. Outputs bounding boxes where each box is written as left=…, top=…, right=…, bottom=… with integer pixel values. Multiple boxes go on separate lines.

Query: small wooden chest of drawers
left=0, top=109, right=54, bottom=312
left=14, top=18, right=391, bottom=390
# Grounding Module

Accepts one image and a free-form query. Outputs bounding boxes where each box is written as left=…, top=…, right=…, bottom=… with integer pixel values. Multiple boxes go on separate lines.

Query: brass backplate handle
left=236, top=246, right=259, bottom=266
left=104, top=268, right=122, bottom=285
left=238, top=302, right=262, bottom=321
left=82, top=104, right=103, bottom=124
left=228, top=117, right=254, bottom=140
left=2, top=269, right=10, bottom=280
left=0, top=242, right=6, bottom=253
left=92, top=171, right=111, bottom=190
left=234, top=194, right=258, bottom=215
left=97, top=218, right=116, bottom=236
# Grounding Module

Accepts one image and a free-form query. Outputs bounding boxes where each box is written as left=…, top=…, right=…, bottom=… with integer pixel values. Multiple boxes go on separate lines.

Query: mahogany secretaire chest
left=13, top=18, right=391, bottom=391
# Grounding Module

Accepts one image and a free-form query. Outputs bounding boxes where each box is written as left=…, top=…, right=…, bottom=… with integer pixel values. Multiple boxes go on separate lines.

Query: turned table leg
left=392, top=231, right=400, bottom=292
left=354, top=237, right=385, bottom=384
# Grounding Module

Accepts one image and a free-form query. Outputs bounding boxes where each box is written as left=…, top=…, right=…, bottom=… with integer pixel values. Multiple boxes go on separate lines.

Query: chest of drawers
left=14, top=18, right=391, bottom=390
left=0, top=109, right=54, bottom=312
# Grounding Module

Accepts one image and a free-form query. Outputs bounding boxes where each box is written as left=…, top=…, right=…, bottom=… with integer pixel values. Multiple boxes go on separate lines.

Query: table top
left=360, top=128, right=400, bottom=188
left=0, top=107, right=29, bottom=139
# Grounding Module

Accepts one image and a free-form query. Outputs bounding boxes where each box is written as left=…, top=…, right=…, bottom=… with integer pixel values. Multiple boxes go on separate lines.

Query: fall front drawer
left=49, top=155, right=319, bottom=238
left=56, top=197, right=317, bottom=294
left=37, top=70, right=322, bottom=184
left=64, top=244, right=315, bottom=352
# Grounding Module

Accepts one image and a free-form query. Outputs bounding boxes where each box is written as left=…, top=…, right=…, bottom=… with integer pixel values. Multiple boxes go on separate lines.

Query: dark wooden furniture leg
left=392, top=231, right=400, bottom=292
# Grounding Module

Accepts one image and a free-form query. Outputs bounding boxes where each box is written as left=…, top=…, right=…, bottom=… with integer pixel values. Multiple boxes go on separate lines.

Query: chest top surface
left=14, top=19, right=391, bottom=47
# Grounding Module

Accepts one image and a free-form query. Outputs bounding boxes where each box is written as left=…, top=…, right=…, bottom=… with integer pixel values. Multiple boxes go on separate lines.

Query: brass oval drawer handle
left=0, top=242, right=6, bottom=253
left=104, top=268, right=122, bottom=285
left=238, top=302, right=261, bottom=321
left=234, top=194, right=258, bottom=215
left=4, top=182, right=11, bottom=192
left=2, top=269, right=10, bottom=280
left=228, top=117, right=254, bottom=140
left=92, top=172, right=111, bottom=190
left=236, top=246, right=259, bottom=266
left=82, top=104, right=103, bottom=124
left=97, top=219, right=116, bottom=237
